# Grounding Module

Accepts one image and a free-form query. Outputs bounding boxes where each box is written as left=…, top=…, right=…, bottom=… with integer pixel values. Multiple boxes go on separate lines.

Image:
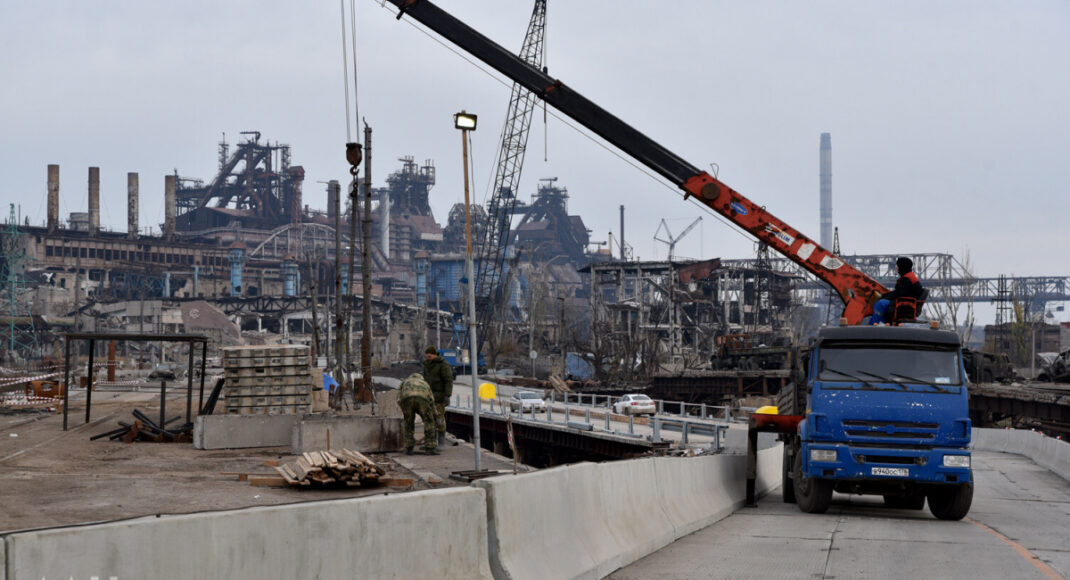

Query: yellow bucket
left=478, top=382, right=497, bottom=400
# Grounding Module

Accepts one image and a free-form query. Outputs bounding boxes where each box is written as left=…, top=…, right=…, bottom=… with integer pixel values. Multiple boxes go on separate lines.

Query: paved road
left=609, top=450, right=1070, bottom=580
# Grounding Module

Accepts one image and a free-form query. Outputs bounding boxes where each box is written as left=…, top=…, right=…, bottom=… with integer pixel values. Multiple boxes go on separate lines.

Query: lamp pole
left=455, top=111, right=481, bottom=471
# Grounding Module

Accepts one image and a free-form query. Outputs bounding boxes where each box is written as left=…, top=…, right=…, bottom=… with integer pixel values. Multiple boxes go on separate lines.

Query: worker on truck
left=871, top=257, right=925, bottom=324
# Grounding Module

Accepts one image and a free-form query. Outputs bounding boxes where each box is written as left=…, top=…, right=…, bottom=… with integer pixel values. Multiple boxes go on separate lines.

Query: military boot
left=425, top=447, right=441, bottom=455
left=405, top=447, right=414, bottom=455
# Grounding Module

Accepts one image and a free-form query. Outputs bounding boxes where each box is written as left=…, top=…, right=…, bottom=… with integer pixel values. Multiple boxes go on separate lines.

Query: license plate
left=872, top=467, right=909, bottom=477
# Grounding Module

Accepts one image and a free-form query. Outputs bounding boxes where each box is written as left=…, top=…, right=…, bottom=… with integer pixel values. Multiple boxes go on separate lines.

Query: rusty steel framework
left=725, top=252, right=1070, bottom=312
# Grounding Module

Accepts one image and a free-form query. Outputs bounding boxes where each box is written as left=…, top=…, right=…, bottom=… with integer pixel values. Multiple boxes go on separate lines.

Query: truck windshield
left=818, top=343, right=962, bottom=387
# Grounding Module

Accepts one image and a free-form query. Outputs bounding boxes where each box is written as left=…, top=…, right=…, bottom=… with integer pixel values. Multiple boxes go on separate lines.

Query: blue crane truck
left=776, top=324, right=973, bottom=520
left=379, top=0, right=972, bottom=521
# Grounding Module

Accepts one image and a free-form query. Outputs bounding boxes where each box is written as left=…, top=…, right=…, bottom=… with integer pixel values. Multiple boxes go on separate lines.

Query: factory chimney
left=47, top=164, right=59, bottom=232
left=819, top=133, right=832, bottom=251
left=326, top=180, right=339, bottom=220
left=164, top=174, right=176, bottom=239
left=127, top=172, right=139, bottom=239
left=88, top=167, right=100, bottom=236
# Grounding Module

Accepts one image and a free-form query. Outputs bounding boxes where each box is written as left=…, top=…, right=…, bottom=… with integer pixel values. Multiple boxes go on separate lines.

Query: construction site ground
left=0, top=390, right=528, bottom=533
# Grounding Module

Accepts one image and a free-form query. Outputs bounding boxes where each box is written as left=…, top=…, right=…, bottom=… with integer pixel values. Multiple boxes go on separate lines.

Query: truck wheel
left=927, top=483, right=973, bottom=520
left=793, top=450, right=832, bottom=513
left=782, top=445, right=796, bottom=504
left=883, top=494, right=925, bottom=510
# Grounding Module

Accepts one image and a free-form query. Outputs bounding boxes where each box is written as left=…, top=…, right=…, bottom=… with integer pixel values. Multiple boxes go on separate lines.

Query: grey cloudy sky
left=2, top=1, right=1067, bottom=317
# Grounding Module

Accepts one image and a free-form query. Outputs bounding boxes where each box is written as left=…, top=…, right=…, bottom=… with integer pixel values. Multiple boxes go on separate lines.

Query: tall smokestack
left=819, top=133, right=832, bottom=250
left=88, top=167, right=100, bottom=236
left=127, top=172, right=139, bottom=239
left=620, top=205, right=625, bottom=260
left=47, top=164, right=59, bottom=232
left=327, top=180, right=339, bottom=220
left=164, top=174, right=176, bottom=239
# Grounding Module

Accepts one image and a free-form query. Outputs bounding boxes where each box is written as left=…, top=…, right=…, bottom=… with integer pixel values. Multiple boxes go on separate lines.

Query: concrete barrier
left=291, top=415, right=403, bottom=453
left=972, top=427, right=1070, bottom=482
left=654, top=446, right=780, bottom=539
left=193, top=413, right=299, bottom=449
left=1, top=487, right=492, bottom=580
left=476, top=445, right=783, bottom=580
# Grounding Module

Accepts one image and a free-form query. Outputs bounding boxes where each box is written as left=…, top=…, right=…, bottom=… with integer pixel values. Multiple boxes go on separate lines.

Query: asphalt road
left=609, top=450, right=1070, bottom=579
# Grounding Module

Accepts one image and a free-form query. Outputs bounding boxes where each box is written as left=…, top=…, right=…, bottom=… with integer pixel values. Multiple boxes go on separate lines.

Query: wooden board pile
left=222, top=344, right=313, bottom=415
left=272, top=449, right=387, bottom=487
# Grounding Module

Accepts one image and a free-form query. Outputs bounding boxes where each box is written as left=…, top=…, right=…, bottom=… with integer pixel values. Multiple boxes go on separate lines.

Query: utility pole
left=361, top=122, right=375, bottom=413
left=435, top=292, right=441, bottom=348
left=560, top=297, right=569, bottom=378
left=333, top=179, right=344, bottom=386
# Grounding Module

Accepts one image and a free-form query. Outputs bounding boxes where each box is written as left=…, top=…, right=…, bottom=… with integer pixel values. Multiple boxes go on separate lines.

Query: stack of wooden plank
left=222, top=345, right=313, bottom=415
left=272, top=449, right=387, bottom=487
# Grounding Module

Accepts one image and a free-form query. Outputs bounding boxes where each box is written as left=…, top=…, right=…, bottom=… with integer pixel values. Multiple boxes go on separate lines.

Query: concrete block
left=193, top=413, right=299, bottom=450
left=2, top=488, right=491, bottom=580
left=477, top=445, right=784, bottom=580
left=291, top=415, right=403, bottom=453
left=972, top=427, right=1070, bottom=483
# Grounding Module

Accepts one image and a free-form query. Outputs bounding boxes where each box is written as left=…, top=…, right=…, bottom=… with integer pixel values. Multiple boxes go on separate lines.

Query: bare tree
left=926, top=250, right=977, bottom=344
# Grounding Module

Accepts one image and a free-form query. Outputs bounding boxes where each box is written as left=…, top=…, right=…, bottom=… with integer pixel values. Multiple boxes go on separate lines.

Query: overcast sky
left=2, top=1, right=1067, bottom=319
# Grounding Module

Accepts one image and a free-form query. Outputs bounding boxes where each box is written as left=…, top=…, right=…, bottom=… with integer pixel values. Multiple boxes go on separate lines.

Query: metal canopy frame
left=62, top=332, right=209, bottom=431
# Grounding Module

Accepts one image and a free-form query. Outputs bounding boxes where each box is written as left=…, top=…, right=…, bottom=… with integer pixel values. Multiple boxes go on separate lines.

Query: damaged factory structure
left=1, top=132, right=602, bottom=372
left=1, top=130, right=818, bottom=384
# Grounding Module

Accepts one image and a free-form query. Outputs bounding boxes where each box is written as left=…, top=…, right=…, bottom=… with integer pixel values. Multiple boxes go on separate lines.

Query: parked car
left=613, top=394, right=656, bottom=416
left=507, top=390, right=547, bottom=413
left=148, top=364, right=177, bottom=380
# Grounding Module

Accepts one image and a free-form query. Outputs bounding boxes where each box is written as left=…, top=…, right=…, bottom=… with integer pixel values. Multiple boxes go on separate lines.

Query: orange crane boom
left=387, top=0, right=888, bottom=323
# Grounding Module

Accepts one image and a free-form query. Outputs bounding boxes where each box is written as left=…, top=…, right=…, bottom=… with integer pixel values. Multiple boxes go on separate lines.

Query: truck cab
left=778, top=325, right=973, bottom=520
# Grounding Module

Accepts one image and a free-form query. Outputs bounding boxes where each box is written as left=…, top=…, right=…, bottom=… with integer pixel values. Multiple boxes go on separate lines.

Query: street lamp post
left=455, top=111, right=481, bottom=471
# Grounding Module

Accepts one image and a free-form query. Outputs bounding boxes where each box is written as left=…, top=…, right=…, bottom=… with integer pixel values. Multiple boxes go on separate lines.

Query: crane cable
left=374, top=0, right=757, bottom=251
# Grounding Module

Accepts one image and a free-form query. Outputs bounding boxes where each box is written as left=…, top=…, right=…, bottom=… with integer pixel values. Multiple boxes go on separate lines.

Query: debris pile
left=91, top=409, right=192, bottom=443
left=273, top=449, right=387, bottom=487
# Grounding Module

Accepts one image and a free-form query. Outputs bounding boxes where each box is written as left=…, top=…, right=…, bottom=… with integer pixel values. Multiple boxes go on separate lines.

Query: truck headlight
left=942, top=455, right=970, bottom=468
left=810, top=449, right=837, bottom=462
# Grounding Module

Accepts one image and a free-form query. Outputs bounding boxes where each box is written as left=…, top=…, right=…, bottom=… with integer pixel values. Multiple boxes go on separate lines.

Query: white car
left=507, top=390, right=547, bottom=412
left=613, top=394, right=656, bottom=416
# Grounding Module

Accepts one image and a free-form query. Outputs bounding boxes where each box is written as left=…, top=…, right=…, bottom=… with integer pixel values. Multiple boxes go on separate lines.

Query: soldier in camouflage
left=423, top=346, right=454, bottom=446
left=398, top=372, right=438, bottom=455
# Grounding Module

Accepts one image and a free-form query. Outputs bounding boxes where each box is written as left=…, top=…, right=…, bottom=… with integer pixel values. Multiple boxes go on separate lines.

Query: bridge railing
left=450, top=393, right=729, bottom=451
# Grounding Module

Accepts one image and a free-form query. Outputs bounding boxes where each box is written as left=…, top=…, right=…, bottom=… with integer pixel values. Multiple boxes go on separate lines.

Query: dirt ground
left=0, top=390, right=525, bottom=533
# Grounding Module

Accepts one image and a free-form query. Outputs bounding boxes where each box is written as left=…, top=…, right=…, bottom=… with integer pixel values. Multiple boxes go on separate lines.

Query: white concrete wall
left=475, top=446, right=782, bottom=580
left=972, top=427, right=1070, bottom=482
left=2, top=488, right=491, bottom=580
left=1, top=445, right=786, bottom=580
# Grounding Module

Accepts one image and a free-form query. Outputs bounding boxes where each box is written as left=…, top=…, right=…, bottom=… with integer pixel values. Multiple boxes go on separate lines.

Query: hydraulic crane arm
left=387, top=0, right=887, bottom=324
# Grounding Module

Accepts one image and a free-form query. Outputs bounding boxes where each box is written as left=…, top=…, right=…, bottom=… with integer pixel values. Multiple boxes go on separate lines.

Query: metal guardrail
left=450, top=394, right=729, bottom=451
left=546, top=391, right=737, bottom=422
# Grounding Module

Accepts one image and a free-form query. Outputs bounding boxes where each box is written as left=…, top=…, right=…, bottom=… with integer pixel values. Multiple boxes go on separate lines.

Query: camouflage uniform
left=398, top=373, right=437, bottom=454
left=422, top=353, right=454, bottom=435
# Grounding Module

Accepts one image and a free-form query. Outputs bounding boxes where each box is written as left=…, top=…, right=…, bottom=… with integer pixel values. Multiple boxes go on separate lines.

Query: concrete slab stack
left=222, top=345, right=313, bottom=415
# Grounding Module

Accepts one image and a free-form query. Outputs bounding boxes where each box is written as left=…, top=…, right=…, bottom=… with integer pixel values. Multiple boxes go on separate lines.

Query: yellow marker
left=755, top=405, right=778, bottom=415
